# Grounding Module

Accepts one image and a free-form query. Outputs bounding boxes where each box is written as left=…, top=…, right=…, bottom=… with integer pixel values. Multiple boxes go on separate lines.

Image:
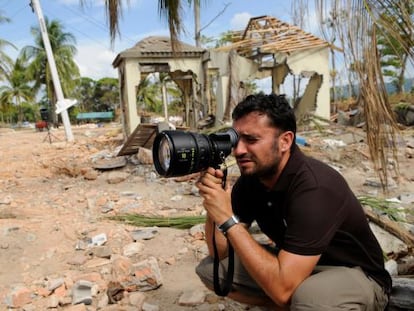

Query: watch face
left=218, top=215, right=239, bottom=235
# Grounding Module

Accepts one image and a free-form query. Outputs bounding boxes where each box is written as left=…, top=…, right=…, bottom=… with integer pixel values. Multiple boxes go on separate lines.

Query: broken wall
left=207, top=50, right=259, bottom=125
left=277, top=47, right=331, bottom=121
left=117, top=56, right=204, bottom=136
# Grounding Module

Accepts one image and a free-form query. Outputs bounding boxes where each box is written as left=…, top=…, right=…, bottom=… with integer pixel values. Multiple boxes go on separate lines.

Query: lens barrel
left=153, top=130, right=211, bottom=177
left=152, top=129, right=238, bottom=177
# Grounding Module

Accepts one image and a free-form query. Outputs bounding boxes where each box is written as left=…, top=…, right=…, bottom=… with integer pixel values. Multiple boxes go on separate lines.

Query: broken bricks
left=111, top=256, right=163, bottom=292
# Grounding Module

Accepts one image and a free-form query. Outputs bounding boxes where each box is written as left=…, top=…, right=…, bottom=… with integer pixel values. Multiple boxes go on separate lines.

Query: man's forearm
left=225, top=223, right=292, bottom=306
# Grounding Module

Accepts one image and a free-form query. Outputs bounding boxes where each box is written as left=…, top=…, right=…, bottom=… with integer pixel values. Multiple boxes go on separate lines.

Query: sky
left=0, top=0, right=302, bottom=81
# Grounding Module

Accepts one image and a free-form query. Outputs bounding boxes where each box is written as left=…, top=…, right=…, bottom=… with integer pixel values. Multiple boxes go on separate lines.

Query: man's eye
left=245, top=137, right=258, bottom=143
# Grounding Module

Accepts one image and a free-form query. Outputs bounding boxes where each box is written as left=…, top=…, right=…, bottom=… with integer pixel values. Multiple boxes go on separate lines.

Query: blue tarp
left=76, top=112, right=113, bottom=120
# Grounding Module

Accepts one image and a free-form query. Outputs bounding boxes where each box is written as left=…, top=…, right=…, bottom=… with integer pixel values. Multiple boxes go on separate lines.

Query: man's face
left=233, top=111, right=283, bottom=179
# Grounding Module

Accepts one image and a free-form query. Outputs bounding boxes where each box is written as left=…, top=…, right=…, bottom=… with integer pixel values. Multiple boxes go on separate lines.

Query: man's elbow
left=267, top=285, right=295, bottom=307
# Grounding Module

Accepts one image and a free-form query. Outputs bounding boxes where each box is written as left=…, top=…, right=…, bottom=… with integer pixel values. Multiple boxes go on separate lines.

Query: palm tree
left=0, top=58, right=34, bottom=124
left=80, top=0, right=185, bottom=49
left=0, top=39, right=15, bottom=82
left=20, top=18, right=80, bottom=126
left=0, top=12, right=15, bottom=82
left=136, top=74, right=163, bottom=115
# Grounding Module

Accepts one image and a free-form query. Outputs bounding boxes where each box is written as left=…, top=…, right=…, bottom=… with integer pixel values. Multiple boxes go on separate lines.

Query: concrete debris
left=178, top=288, right=206, bottom=306
left=4, top=286, right=32, bottom=308
left=72, top=280, right=93, bottom=305
left=131, top=228, right=159, bottom=241
left=137, top=147, right=153, bottom=165
left=106, top=171, right=130, bottom=184
left=123, top=241, right=145, bottom=257
left=47, top=277, right=65, bottom=291
left=89, top=233, right=108, bottom=247
left=142, top=302, right=160, bottom=311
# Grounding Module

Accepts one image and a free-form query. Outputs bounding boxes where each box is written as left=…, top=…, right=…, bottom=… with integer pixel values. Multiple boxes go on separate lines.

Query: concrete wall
left=119, top=56, right=204, bottom=135
left=122, top=58, right=141, bottom=136
left=208, top=51, right=259, bottom=124
left=281, top=47, right=331, bottom=120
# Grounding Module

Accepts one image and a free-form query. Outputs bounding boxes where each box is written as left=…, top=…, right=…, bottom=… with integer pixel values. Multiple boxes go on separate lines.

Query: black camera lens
left=152, top=129, right=238, bottom=177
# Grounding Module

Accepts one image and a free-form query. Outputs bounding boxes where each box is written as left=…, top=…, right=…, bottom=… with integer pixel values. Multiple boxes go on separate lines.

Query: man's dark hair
left=232, top=93, right=297, bottom=138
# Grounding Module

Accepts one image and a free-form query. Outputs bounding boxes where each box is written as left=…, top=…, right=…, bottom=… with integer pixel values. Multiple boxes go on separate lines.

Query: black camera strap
left=212, top=165, right=235, bottom=296
left=212, top=227, right=234, bottom=296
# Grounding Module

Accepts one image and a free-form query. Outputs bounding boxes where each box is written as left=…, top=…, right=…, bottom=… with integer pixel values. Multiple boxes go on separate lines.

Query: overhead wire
left=1, top=1, right=136, bottom=48
left=67, top=2, right=144, bottom=45
left=0, top=2, right=28, bottom=20
left=6, top=2, right=138, bottom=52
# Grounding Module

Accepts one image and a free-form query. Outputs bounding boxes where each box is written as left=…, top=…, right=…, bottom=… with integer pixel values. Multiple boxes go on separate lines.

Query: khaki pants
left=195, top=255, right=388, bottom=310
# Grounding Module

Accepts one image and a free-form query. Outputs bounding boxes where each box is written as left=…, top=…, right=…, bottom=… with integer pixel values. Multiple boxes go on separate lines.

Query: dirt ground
left=0, top=123, right=413, bottom=310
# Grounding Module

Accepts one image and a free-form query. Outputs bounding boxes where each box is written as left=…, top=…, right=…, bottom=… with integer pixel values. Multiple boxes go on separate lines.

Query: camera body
left=152, top=128, right=239, bottom=177
left=39, top=108, right=50, bottom=122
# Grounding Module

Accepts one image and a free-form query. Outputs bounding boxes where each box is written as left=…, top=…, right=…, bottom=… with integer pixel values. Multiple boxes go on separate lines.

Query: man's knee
left=195, top=256, right=214, bottom=288
left=290, top=266, right=387, bottom=311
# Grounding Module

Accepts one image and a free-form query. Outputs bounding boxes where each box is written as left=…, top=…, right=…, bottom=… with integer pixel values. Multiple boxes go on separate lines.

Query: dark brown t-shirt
left=232, top=145, right=392, bottom=294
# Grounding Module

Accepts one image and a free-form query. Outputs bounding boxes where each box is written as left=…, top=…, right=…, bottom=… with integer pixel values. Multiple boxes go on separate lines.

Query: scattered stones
left=137, top=147, right=153, bottom=165
left=177, top=288, right=206, bottom=306
left=106, top=171, right=129, bottom=184
left=142, top=302, right=160, bottom=311
left=131, top=257, right=163, bottom=291
left=123, top=242, right=145, bottom=257
left=107, top=281, right=124, bottom=304
left=72, top=280, right=94, bottom=305
left=364, top=177, right=398, bottom=189
left=47, top=277, right=65, bottom=291
left=101, top=202, right=115, bottom=213
left=128, top=291, right=146, bottom=309
left=89, top=245, right=112, bottom=259
left=67, top=253, right=89, bottom=266
left=0, top=195, right=12, bottom=205
left=131, top=228, right=159, bottom=241
left=170, top=194, right=183, bottom=201
left=5, top=286, right=31, bottom=308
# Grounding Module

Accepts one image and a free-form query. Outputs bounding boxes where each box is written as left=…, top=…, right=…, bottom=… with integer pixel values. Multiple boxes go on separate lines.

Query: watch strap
left=217, top=215, right=239, bottom=236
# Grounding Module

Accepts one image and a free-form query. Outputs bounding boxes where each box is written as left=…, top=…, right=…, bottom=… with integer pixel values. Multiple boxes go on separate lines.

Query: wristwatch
left=217, top=215, right=239, bottom=236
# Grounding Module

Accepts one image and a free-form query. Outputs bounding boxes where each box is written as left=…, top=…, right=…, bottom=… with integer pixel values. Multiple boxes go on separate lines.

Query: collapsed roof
left=215, top=15, right=330, bottom=57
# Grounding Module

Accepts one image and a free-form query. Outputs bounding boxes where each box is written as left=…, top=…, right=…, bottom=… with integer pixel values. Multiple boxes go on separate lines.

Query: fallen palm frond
left=108, top=214, right=206, bottom=229
left=359, top=196, right=414, bottom=249
left=358, top=195, right=405, bottom=222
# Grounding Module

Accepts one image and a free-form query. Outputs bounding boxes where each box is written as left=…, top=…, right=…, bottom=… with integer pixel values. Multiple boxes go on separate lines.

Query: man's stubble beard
left=239, top=143, right=281, bottom=180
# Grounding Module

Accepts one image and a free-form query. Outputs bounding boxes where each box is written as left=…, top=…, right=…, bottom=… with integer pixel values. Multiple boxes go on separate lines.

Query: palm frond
left=108, top=214, right=205, bottom=229
left=312, top=0, right=414, bottom=191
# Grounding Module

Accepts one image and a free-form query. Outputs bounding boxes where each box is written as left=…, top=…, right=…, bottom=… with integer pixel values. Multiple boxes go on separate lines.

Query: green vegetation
left=108, top=214, right=206, bottom=229
left=358, top=195, right=408, bottom=222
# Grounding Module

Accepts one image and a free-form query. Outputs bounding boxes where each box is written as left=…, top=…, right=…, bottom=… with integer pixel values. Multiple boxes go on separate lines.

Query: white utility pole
left=30, top=0, right=76, bottom=142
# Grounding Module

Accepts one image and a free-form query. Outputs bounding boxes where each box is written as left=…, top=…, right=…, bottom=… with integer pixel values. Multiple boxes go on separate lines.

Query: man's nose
left=233, top=139, right=246, bottom=155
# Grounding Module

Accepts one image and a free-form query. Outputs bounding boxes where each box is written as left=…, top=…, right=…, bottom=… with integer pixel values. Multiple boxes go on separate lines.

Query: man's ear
left=280, top=131, right=294, bottom=152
